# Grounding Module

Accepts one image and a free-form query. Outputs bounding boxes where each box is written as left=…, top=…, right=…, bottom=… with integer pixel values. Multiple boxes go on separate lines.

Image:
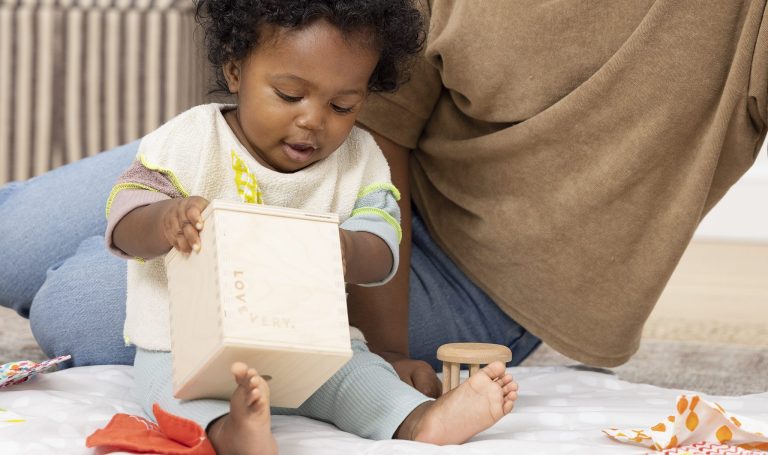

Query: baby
left=106, top=1, right=518, bottom=454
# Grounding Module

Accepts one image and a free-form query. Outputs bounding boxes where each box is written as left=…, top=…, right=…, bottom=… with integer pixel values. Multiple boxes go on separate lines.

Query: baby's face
left=224, top=20, right=379, bottom=173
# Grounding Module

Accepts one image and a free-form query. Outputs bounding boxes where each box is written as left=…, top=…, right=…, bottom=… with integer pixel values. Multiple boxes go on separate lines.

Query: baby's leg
left=396, top=361, right=518, bottom=444
left=207, top=363, right=277, bottom=455
left=132, top=349, right=276, bottom=455
left=272, top=340, right=432, bottom=440
left=280, top=341, right=516, bottom=444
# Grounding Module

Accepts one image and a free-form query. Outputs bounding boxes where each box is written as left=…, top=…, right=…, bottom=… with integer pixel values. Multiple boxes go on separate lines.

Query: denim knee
left=29, top=235, right=133, bottom=367
left=0, top=142, right=138, bottom=317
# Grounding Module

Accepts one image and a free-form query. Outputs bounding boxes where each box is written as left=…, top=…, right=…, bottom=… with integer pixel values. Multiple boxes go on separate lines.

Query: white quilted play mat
left=1, top=365, right=767, bottom=454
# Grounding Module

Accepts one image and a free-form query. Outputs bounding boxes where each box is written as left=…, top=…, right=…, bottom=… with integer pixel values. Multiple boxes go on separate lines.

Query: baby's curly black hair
left=195, top=0, right=424, bottom=94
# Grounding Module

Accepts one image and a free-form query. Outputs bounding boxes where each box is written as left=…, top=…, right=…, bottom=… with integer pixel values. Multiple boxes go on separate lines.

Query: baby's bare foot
left=207, top=362, right=278, bottom=455
left=398, top=361, right=518, bottom=445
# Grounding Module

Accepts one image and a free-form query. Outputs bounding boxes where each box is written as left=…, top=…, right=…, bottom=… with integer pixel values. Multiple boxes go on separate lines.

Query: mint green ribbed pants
left=132, top=340, right=432, bottom=440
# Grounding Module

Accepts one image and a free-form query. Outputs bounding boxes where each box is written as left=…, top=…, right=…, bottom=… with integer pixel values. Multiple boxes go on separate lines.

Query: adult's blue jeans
left=0, top=141, right=539, bottom=368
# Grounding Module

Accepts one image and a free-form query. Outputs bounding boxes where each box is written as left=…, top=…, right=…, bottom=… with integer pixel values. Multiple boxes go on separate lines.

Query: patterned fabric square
left=604, top=394, right=768, bottom=452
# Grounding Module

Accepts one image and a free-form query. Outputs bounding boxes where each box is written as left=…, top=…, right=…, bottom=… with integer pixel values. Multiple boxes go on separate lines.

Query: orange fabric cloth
left=85, top=403, right=215, bottom=455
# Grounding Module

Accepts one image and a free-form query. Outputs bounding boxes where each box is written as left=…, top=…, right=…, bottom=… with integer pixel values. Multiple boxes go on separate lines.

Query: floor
left=644, top=240, right=768, bottom=345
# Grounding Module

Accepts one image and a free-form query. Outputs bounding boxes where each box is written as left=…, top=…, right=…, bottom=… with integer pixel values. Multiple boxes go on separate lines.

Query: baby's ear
left=223, top=61, right=241, bottom=94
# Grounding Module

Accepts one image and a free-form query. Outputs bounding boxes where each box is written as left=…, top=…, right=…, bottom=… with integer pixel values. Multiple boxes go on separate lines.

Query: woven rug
left=0, top=309, right=47, bottom=364
left=522, top=339, right=768, bottom=396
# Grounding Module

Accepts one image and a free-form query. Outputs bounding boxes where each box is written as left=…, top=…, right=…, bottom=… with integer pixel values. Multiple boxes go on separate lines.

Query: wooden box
left=165, top=199, right=352, bottom=408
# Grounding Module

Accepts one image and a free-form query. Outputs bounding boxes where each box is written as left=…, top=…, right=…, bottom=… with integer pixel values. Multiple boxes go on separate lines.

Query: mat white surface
left=1, top=365, right=767, bottom=454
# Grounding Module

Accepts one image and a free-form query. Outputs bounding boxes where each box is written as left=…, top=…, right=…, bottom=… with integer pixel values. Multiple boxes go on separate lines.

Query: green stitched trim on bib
left=105, top=183, right=159, bottom=218
left=138, top=154, right=190, bottom=198
left=350, top=207, right=402, bottom=243
left=357, top=182, right=401, bottom=201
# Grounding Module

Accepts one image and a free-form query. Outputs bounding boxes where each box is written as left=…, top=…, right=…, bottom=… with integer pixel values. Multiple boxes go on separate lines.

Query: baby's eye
left=275, top=90, right=302, bottom=102
left=331, top=104, right=354, bottom=114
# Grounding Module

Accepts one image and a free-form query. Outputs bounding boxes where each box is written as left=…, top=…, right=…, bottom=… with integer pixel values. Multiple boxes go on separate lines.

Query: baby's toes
left=497, top=374, right=514, bottom=387
left=243, top=368, right=261, bottom=389
left=483, top=361, right=506, bottom=379
left=502, top=380, right=518, bottom=395
left=247, top=382, right=262, bottom=406
left=502, top=398, right=515, bottom=414
left=231, top=362, right=249, bottom=384
left=252, top=375, right=270, bottom=397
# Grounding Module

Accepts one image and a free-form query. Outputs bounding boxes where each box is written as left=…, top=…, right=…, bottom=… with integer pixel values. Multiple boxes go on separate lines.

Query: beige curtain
left=0, top=0, right=208, bottom=185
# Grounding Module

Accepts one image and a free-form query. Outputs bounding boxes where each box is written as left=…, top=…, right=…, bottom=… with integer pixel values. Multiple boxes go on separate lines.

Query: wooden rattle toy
left=436, top=342, right=513, bottom=394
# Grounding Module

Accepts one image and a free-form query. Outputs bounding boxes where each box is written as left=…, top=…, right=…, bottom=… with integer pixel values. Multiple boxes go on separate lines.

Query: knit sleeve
left=105, top=159, right=186, bottom=218
left=339, top=184, right=401, bottom=287
left=104, top=159, right=183, bottom=258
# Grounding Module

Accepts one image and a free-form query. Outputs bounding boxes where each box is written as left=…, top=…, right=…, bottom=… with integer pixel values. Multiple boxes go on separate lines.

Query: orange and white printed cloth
left=658, top=441, right=763, bottom=454
left=603, top=395, right=768, bottom=452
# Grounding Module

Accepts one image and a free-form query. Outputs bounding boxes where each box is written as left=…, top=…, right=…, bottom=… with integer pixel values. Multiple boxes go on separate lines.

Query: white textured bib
left=123, top=104, right=390, bottom=350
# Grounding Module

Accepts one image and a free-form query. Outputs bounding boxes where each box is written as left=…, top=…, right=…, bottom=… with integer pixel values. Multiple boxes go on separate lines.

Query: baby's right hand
left=162, top=196, right=209, bottom=253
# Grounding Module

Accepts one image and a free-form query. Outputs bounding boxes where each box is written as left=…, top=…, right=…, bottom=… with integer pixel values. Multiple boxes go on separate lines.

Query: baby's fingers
left=177, top=196, right=208, bottom=252
left=162, top=208, right=184, bottom=251
left=179, top=221, right=200, bottom=253
left=184, top=196, right=209, bottom=231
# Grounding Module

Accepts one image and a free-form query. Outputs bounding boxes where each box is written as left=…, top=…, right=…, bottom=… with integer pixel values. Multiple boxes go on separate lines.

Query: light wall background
left=695, top=143, right=768, bottom=243
left=649, top=143, right=768, bottom=344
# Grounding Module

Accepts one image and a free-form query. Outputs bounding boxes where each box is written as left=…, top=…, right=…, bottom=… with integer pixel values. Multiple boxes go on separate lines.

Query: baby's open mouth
left=282, top=142, right=317, bottom=163
left=290, top=143, right=314, bottom=151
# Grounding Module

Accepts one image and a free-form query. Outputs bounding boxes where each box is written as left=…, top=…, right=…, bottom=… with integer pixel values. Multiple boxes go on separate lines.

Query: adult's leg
left=0, top=141, right=137, bottom=365
left=408, top=209, right=541, bottom=371
left=29, top=236, right=135, bottom=366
